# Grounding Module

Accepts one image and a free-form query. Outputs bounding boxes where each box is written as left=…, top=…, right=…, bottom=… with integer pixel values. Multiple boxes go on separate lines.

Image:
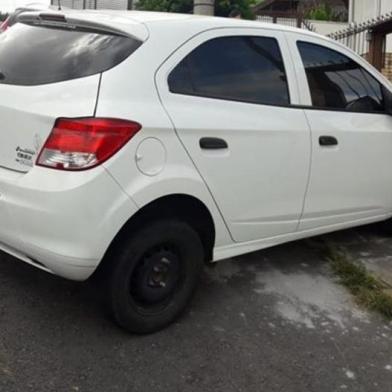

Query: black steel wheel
left=107, top=220, right=204, bottom=334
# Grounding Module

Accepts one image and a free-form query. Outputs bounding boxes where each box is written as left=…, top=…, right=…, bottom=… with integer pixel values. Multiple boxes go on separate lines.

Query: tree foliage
left=303, top=1, right=348, bottom=22
left=136, top=0, right=193, bottom=13
left=215, top=0, right=255, bottom=19
left=305, top=3, right=334, bottom=21
left=136, top=0, right=255, bottom=19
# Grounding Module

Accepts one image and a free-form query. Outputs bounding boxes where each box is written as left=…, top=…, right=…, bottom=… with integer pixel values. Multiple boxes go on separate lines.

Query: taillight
left=0, top=17, right=9, bottom=32
left=37, top=118, right=141, bottom=171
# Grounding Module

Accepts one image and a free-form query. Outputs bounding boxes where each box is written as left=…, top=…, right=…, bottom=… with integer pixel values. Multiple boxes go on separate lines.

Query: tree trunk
left=193, top=0, right=214, bottom=16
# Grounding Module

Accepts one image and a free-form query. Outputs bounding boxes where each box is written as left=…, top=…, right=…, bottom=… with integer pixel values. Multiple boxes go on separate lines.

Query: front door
left=287, top=33, right=392, bottom=231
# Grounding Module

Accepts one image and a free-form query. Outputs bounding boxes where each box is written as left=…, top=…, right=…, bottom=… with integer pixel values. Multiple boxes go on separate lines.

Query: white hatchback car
left=0, top=10, right=392, bottom=333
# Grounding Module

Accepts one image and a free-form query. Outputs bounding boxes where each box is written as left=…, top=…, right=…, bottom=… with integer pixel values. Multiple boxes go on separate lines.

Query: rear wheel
left=107, top=220, right=204, bottom=334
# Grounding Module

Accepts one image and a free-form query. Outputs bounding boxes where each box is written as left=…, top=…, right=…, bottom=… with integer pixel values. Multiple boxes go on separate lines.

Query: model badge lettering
left=16, top=146, right=35, bottom=167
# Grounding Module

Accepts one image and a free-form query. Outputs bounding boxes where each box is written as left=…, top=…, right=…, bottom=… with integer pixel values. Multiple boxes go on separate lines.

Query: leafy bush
left=306, top=3, right=333, bottom=21
left=215, top=0, right=255, bottom=19
left=136, top=0, right=193, bottom=13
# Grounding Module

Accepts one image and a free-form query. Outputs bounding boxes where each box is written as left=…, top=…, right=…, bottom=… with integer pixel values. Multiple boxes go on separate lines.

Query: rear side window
left=169, top=36, right=290, bottom=106
left=297, top=41, right=385, bottom=113
left=0, top=23, right=142, bottom=86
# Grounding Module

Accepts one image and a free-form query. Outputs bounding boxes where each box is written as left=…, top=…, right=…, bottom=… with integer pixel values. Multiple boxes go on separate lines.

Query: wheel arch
left=98, top=194, right=216, bottom=277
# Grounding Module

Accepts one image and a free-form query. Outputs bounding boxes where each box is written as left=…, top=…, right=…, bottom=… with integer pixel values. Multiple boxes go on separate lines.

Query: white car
left=0, top=10, right=391, bottom=333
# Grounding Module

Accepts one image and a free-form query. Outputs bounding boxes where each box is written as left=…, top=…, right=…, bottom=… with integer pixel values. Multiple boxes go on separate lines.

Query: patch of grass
left=327, top=247, right=392, bottom=319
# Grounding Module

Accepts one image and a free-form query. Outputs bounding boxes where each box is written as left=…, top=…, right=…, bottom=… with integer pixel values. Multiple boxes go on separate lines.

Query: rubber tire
left=107, top=220, right=204, bottom=334
left=378, top=218, right=392, bottom=235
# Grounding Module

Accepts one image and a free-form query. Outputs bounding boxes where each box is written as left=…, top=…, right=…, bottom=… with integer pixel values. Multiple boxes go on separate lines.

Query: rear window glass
left=168, top=36, right=290, bottom=106
left=0, top=23, right=142, bottom=86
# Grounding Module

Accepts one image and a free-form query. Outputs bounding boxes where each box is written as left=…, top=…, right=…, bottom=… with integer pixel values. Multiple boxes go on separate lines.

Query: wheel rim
left=130, top=245, right=182, bottom=310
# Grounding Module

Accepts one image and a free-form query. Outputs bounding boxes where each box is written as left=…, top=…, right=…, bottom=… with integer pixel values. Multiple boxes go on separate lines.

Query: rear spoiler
left=17, top=12, right=133, bottom=38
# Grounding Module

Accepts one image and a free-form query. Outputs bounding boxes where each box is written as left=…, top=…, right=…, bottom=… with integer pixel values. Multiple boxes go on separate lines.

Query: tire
left=107, top=219, right=204, bottom=334
left=378, top=218, right=392, bottom=235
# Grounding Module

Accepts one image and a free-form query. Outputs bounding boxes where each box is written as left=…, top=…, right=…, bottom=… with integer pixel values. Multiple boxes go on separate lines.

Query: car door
left=286, top=32, right=392, bottom=231
left=156, top=28, right=311, bottom=243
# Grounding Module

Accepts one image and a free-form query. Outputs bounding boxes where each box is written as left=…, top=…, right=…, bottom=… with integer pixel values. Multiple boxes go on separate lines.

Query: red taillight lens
left=0, top=17, right=9, bottom=32
left=37, top=118, right=141, bottom=171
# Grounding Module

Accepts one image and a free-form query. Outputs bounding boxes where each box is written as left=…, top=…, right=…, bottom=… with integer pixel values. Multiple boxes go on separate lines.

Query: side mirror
left=383, top=85, right=392, bottom=115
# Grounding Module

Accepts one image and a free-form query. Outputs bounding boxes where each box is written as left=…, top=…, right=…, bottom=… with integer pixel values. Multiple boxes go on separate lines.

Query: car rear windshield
left=0, top=23, right=142, bottom=86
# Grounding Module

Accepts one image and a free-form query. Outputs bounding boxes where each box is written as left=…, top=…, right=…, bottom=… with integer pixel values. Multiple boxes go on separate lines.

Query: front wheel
left=107, top=220, right=204, bottom=334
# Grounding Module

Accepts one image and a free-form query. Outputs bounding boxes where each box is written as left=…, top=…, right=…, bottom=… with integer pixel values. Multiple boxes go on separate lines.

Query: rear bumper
left=0, top=241, right=96, bottom=280
left=0, top=165, right=138, bottom=281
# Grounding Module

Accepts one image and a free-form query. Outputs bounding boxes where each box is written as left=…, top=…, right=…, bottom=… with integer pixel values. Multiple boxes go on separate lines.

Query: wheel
left=107, top=220, right=204, bottom=334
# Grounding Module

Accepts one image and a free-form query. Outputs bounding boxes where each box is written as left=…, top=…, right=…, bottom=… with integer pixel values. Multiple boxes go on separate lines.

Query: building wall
left=382, top=53, right=392, bottom=81
left=350, top=0, right=392, bottom=52
left=309, top=19, right=348, bottom=36
left=350, top=0, right=392, bottom=22
left=347, top=1, right=392, bottom=80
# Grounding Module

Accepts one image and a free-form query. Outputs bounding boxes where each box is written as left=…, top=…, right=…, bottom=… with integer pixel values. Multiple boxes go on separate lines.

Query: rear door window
left=169, top=35, right=290, bottom=106
left=0, top=23, right=142, bottom=86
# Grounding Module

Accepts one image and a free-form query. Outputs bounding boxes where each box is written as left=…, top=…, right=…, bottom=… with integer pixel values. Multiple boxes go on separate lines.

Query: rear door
left=156, top=28, right=311, bottom=243
left=0, top=20, right=141, bottom=172
left=286, top=33, right=392, bottom=230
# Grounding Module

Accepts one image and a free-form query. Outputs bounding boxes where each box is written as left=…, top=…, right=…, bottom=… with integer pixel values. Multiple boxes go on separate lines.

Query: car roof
left=19, top=9, right=332, bottom=46
left=59, top=9, right=325, bottom=39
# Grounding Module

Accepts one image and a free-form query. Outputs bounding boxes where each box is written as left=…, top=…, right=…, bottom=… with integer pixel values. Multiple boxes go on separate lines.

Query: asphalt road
left=0, top=226, right=391, bottom=392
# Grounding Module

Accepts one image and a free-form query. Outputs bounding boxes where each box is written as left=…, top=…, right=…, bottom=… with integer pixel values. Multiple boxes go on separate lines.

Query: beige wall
left=349, top=0, right=392, bottom=51
left=309, top=20, right=348, bottom=36
left=350, top=0, right=392, bottom=23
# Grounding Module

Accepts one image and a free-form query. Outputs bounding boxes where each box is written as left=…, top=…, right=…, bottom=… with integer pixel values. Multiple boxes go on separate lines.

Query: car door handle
left=199, top=137, right=228, bottom=150
left=319, top=136, right=338, bottom=146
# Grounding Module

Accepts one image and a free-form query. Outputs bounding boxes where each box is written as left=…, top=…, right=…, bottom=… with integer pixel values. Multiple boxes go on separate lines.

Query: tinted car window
left=169, top=36, right=290, bottom=106
left=0, top=23, right=142, bottom=85
left=297, top=41, right=385, bottom=113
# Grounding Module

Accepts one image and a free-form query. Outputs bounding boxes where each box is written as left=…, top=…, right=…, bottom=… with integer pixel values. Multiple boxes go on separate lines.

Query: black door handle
left=319, top=136, right=338, bottom=146
left=199, top=137, right=228, bottom=150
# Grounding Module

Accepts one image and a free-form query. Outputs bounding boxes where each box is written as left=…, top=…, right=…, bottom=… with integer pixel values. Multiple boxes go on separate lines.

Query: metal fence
left=51, top=0, right=131, bottom=9
left=328, top=23, right=373, bottom=57
left=328, top=13, right=392, bottom=60
left=256, top=15, right=315, bottom=31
